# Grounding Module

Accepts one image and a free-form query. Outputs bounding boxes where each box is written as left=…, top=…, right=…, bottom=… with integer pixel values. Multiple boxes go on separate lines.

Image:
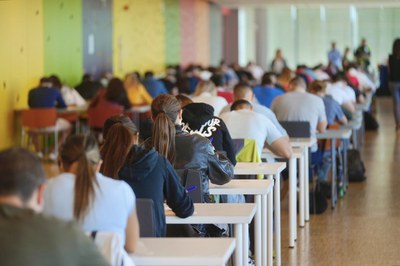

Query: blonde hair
left=193, top=80, right=217, bottom=96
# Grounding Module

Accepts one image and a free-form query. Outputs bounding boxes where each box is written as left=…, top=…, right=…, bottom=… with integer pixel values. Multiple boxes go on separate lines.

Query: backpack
left=363, top=112, right=379, bottom=131
left=347, top=149, right=366, bottom=182
left=309, top=182, right=328, bottom=214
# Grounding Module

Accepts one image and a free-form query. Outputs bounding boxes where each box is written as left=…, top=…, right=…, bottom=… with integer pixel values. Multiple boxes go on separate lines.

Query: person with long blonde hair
left=191, top=80, right=228, bottom=115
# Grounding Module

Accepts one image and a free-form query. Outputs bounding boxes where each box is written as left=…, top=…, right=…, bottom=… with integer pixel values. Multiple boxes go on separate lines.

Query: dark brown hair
left=392, top=38, right=400, bottom=59
left=0, top=148, right=45, bottom=202
left=151, top=94, right=181, bottom=163
left=59, top=135, right=100, bottom=221
left=100, top=115, right=138, bottom=179
left=175, top=94, right=193, bottom=108
left=308, top=80, right=327, bottom=94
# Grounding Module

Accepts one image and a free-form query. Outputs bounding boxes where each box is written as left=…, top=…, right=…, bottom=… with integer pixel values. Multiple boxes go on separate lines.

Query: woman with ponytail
left=43, top=135, right=139, bottom=253
left=148, top=94, right=234, bottom=204
left=100, top=115, right=194, bottom=237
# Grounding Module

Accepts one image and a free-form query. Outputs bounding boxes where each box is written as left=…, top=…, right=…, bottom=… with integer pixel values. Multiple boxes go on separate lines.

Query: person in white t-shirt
left=191, top=80, right=228, bottom=116
left=220, top=99, right=292, bottom=158
left=49, top=75, right=86, bottom=107
left=326, top=73, right=356, bottom=114
left=43, top=134, right=139, bottom=254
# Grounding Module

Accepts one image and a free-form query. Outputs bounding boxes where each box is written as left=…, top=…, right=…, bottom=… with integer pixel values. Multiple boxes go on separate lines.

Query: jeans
left=389, top=82, right=400, bottom=127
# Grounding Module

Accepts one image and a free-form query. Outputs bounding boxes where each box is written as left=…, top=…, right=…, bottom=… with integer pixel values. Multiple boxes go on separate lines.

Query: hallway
left=281, top=97, right=400, bottom=265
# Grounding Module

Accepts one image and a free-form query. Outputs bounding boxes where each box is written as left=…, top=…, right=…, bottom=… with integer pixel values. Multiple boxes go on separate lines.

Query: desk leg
left=234, top=224, right=243, bottom=266
left=267, top=187, right=274, bottom=266
left=305, top=148, right=310, bottom=222
left=262, top=194, right=267, bottom=266
left=272, top=174, right=281, bottom=265
left=255, top=195, right=262, bottom=266
left=343, top=139, right=349, bottom=190
left=243, top=223, right=249, bottom=266
left=299, top=149, right=305, bottom=227
left=331, top=139, right=337, bottom=209
left=289, top=157, right=297, bottom=248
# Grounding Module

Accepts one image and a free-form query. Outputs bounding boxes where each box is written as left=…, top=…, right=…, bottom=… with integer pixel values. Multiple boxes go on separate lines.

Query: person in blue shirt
left=328, top=42, right=342, bottom=70
left=28, top=77, right=67, bottom=108
left=142, top=71, right=168, bottom=98
left=253, top=72, right=285, bottom=108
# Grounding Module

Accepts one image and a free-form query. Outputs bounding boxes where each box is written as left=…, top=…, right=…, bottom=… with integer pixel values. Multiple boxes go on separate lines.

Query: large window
left=240, top=5, right=400, bottom=71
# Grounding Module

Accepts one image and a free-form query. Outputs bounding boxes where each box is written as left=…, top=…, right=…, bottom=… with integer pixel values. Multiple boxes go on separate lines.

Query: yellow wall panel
left=113, top=0, right=166, bottom=77
left=195, top=0, right=210, bottom=66
left=0, top=0, right=44, bottom=149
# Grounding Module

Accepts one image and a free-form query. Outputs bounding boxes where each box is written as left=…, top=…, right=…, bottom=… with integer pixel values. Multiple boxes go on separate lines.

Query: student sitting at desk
left=0, top=148, right=108, bottom=266
left=100, top=115, right=194, bottom=237
left=43, top=135, right=140, bottom=257
left=28, top=77, right=71, bottom=159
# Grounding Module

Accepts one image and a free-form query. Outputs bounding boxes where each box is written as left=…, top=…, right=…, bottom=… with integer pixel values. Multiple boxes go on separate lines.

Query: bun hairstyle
left=151, top=94, right=181, bottom=163
left=59, top=135, right=100, bottom=221
left=100, top=115, right=138, bottom=179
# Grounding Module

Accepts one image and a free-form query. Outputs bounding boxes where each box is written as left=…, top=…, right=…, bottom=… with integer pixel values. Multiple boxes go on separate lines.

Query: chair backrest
left=21, top=108, right=57, bottom=128
left=136, top=198, right=156, bottom=237
left=87, top=100, right=123, bottom=129
left=175, top=169, right=203, bottom=203
left=279, top=121, right=311, bottom=138
left=88, top=231, right=135, bottom=266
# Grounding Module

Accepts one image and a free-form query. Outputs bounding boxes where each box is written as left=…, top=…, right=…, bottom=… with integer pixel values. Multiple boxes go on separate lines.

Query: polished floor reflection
left=280, top=97, right=400, bottom=265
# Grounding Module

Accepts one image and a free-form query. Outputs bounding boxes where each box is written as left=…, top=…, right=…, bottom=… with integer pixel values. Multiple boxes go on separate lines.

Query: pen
left=186, top=186, right=197, bottom=193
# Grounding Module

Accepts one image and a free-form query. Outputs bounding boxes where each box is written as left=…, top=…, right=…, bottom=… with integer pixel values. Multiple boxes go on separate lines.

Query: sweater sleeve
left=164, top=158, right=194, bottom=218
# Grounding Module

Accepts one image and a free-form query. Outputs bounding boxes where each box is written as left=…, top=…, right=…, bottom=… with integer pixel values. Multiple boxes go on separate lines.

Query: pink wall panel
left=180, top=0, right=197, bottom=66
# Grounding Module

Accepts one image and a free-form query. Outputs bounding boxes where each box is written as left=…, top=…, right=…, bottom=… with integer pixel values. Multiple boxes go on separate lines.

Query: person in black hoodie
left=100, top=115, right=194, bottom=237
left=148, top=94, right=234, bottom=204
left=181, top=102, right=237, bottom=165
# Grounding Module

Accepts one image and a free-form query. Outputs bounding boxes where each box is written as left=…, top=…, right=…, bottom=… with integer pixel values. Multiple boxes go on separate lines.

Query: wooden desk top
left=289, top=138, right=317, bottom=147
left=165, top=203, right=256, bottom=224
left=234, top=162, right=286, bottom=175
left=209, top=179, right=273, bottom=195
left=130, top=238, right=235, bottom=266
left=262, top=147, right=303, bottom=159
left=316, top=128, right=352, bottom=139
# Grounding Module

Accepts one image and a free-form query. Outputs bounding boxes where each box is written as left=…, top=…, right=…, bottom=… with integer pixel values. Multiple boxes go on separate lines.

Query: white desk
left=165, top=203, right=256, bottom=266
left=261, top=148, right=304, bottom=249
left=230, top=163, right=286, bottom=265
left=209, top=179, right=274, bottom=265
left=317, top=129, right=352, bottom=208
left=131, top=238, right=235, bottom=266
left=289, top=138, right=316, bottom=226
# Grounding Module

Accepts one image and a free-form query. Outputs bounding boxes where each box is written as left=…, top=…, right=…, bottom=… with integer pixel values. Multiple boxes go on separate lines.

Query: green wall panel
left=43, top=0, right=83, bottom=86
left=164, top=0, right=181, bottom=66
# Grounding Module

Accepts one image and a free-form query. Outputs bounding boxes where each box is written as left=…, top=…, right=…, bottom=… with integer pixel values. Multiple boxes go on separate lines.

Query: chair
left=87, top=100, right=123, bottom=139
left=136, top=198, right=156, bottom=237
left=88, top=231, right=135, bottom=266
left=279, top=121, right=311, bottom=138
left=175, top=169, right=203, bottom=203
left=21, top=108, right=68, bottom=158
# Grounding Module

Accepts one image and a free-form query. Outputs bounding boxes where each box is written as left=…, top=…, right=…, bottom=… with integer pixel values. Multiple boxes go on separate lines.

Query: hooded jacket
left=181, top=102, right=237, bottom=165
left=119, top=145, right=194, bottom=237
left=174, top=126, right=234, bottom=203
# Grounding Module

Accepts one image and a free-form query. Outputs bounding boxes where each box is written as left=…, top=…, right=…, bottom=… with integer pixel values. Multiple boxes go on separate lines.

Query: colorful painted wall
left=0, top=0, right=220, bottom=149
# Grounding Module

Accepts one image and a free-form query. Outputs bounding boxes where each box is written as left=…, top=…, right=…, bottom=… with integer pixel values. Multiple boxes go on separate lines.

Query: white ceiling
left=210, top=0, right=400, bottom=7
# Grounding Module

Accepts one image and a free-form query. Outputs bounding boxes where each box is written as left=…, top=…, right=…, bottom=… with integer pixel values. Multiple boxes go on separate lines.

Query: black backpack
left=347, top=149, right=366, bottom=182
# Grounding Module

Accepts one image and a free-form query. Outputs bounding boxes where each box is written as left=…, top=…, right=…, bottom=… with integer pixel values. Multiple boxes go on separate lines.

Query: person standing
left=389, top=38, right=400, bottom=130
left=354, top=38, right=371, bottom=72
left=271, top=49, right=287, bottom=75
left=328, top=42, right=342, bottom=70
